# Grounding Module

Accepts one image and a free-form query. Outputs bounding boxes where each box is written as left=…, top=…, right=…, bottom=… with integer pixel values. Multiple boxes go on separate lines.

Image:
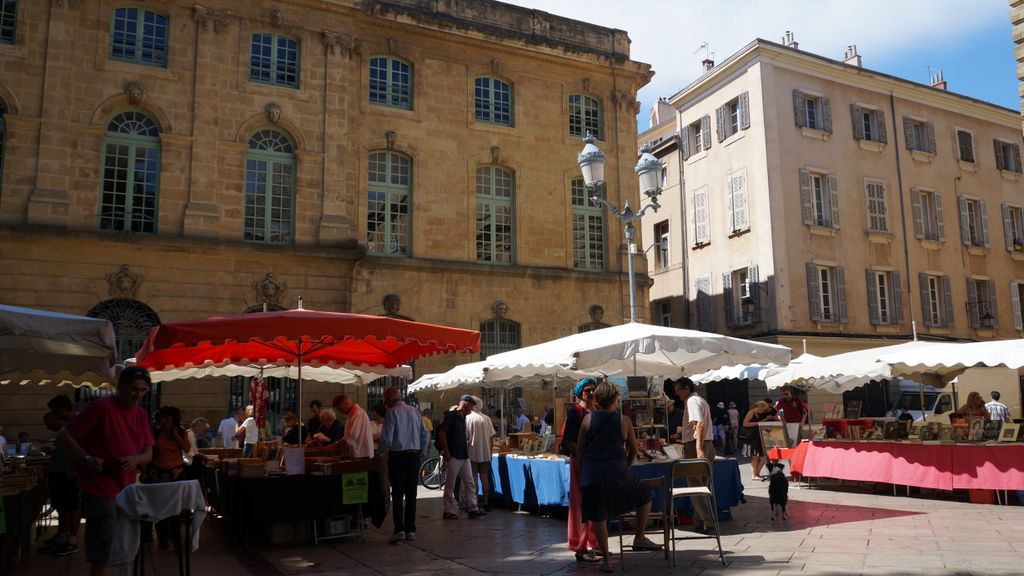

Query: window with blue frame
left=571, top=177, right=605, bottom=271
left=250, top=33, right=299, bottom=88
left=369, top=57, right=412, bottom=109
left=100, top=112, right=160, bottom=234
left=475, top=77, right=512, bottom=126
left=569, top=94, right=602, bottom=140
left=0, top=0, right=16, bottom=44
left=476, top=165, right=514, bottom=265
left=367, top=151, right=411, bottom=256
left=244, top=129, right=295, bottom=244
left=110, top=7, right=168, bottom=66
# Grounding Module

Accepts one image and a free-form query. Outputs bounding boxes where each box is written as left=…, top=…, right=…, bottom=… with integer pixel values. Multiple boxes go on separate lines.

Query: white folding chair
left=668, top=458, right=725, bottom=566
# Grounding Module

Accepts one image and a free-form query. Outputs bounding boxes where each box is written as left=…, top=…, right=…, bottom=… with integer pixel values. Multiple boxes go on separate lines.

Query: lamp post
left=577, top=134, right=664, bottom=323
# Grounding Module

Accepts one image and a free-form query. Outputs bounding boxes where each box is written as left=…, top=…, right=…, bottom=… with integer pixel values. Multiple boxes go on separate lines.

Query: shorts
left=49, top=471, right=80, bottom=513
left=81, top=492, right=116, bottom=564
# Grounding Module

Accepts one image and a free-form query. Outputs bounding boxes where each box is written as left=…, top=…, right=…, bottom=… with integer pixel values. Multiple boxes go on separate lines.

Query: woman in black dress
left=577, top=382, right=661, bottom=572
left=743, top=400, right=778, bottom=480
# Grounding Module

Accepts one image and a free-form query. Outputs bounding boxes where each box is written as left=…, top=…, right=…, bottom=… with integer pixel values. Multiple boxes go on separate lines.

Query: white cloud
left=502, top=0, right=1008, bottom=127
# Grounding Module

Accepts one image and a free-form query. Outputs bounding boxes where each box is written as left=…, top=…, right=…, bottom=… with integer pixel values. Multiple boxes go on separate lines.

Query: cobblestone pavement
left=15, top=459, right=1024, bottom=575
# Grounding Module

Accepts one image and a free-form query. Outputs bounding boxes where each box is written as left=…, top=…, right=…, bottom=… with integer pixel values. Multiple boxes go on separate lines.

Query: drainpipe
left=890, top=92, right=917, bottom=333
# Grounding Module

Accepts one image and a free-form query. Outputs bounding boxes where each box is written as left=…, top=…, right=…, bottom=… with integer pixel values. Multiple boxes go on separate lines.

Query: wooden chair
left=668, top=458, right=725, bottom=566
left=616, top=476, right=670, bottom=570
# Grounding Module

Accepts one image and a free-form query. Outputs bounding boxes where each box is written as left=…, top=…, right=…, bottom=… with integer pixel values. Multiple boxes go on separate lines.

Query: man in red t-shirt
left=774, top=385, right=808, bottom=446
left=59, top=366, right=155, bottom=576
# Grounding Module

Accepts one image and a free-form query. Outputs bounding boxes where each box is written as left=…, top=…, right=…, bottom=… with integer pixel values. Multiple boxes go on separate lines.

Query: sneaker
left=54, top=542, right=79, bottom=557
left=632, top=536, right=662, bottom=551
left=388, top=532, right=405, bottom=544
left=468, top=510, right=487, bottom=519
left=405, top=532, right=415, bottom=542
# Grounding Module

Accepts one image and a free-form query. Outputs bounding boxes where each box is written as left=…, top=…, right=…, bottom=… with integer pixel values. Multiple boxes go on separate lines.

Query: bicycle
left=418, top=455, right=446, bottom=489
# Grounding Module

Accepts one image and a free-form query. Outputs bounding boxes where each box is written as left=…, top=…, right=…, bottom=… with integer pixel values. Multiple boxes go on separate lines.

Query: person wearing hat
left=465, top=395, right=496, bottom=512
left=561, top=377, right=600, bottom=563
left=439, top=394, right=486, bottom=520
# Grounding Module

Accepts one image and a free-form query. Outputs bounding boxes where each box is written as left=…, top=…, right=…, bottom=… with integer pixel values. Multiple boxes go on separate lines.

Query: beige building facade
left=0, top=0, right=651, bottom=438
left=641, top=39, right=1024, bottom=417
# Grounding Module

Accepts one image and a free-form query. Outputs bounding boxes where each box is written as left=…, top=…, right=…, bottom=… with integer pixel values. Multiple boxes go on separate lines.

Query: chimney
left=702, top=58, right=715, bottom=72
left=843, top=45, right=862, bottom=67
left=782, top=31, right=798, bottom=49
left=930, top=70, right=947, bottom=91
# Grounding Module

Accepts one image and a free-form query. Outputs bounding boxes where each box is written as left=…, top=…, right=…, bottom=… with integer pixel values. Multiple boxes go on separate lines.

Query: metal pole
left=624, top=220, right=637, bottom=323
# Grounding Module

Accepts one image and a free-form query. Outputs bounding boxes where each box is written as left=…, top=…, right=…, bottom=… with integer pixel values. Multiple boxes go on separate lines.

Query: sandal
left=442, top=512, right=458, bottom=520
left=574, top=550, right=600, bottom=563
left=599, top=558, right=614, bottom=573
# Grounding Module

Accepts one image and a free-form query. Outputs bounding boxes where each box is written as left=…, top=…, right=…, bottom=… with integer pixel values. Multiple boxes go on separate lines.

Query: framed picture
left=822, top=403, right=841, bottom=420
left=882, top=421, right=902, bottom=440
left=967, top=418, right=985, bottom=442
left=758, top=421, right=791, bottom=451
left=845, top=400, right=863, bottom=420
left=982, top=420, right=1002, bottom=442
left=998, top=422, right=1020, bottom=443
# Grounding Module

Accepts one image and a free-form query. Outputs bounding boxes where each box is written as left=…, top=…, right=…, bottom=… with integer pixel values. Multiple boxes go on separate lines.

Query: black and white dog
left=767, top=461, right=789, bottom=520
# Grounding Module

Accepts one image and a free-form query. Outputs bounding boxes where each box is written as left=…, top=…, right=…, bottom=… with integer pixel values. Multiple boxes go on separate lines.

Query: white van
left=890, top=379, right=954, bottom=422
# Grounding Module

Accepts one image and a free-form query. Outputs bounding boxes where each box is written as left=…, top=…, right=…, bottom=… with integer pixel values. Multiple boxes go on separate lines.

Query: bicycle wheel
left=419, top=456, right=445, bottom=490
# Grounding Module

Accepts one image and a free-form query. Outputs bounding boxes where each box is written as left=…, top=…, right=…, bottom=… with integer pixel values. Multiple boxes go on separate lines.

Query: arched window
left=369, top=56, right=412, bottom=109
left=571, top=177, right=605, bottom=271
left=245, top=129, right=295, bottom=244
left=367, top=150, right=411, bottom=256
left=250, top=33, right=300, bottom=88
left=569, top=94, right=602, bottom=140
left=110, top=7, right=168, bottom=66
left=83, top=299, right=162, bottom=415
left=476, top=165, right=514, bottom=264
left=475, top=77, right=512, bottom=126
left=100, top=111, right=161, bottom=234
left=0, top=0, right=17, bottom=44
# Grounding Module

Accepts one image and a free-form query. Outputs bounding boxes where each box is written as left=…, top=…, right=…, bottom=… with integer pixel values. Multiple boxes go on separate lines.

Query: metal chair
left=615, top=476, right=671, bottom=570
left=668, top=458, right=725, bottom=566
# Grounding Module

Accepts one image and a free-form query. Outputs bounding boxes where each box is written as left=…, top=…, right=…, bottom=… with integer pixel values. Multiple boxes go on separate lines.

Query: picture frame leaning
left=998, top=422, right=1021, bottom=443
left=759, top=421, right=792, bottom=451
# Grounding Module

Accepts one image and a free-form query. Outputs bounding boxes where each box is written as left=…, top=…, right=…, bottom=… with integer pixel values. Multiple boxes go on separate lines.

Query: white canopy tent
left=879, top=339, right=1024, bottom=382
left=0, top=304, right=118, bottom=388
left=762, top=341, right=940, bottom=393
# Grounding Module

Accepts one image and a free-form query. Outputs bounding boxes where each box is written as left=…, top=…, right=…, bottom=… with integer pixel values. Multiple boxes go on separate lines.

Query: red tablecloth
left=766, top=441, right=810, bottom=477
left=802, top=441, right=1024, bottom=490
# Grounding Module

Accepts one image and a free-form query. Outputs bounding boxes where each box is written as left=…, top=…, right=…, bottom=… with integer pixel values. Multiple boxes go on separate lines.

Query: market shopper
left=465, top=395, right=496, bottom=512
left=774, top=385, right=808, bottom=446
left=957, top=391, right=991, bottom=420
left=577, top=381, right=661, bottom=573
left=307, top=399, right=324, bottom=438
left=439, top=395, right=485, bottom=519
left=378, top=387, right=430, bottom=544
left=675, top=377, right=716, bottom=534
left=986, top=391, right=1012, bottom=422
left=217, top=410, right=240, bottom=448
left=743, top=400, right=778, bottom=480
left=39, top=394, right=80, bottom=557
left=144, top=406, right=190, bottom=551
left=281, top=411, right=307, bottom=445
left=236, top=405, right=259, bottom=457
left=309, top=408, right=344, bottom=446
left=727, top=402, right=740, bottom=455
left=332, top=394, right=373, bottom=458
left=58, top=366, right=154, bottom=576
left=562, top=377, right=599, bottom=563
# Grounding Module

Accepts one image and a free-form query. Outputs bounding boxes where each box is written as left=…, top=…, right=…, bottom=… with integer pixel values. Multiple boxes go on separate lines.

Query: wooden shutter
left=967, top=279, right=979, bottom=328
left=999, top=204, right=1015, bottom=252
left=680, top=125, right=691, bottom=160
left=748, top=265, right=760, bottom=324
left=980, top=199, right=990, bottom=247
left=693, top=187, right=709, bottom=245
left=806, top=263, right=821, bottom=322
left=850, top=104, right=864, bottom=140
left=835, top=266, right=848, bottom=323
left=716, top=105, right=726, bottom=142
left=827, top=174, right=840, bottom=229
left=994, top=139, right=1004, bottom=171
left=988, top=282, right=999, bottom=329
left=701, top=115, right=712, bottom=151
left=942, top=275, right=954, bottom=327
left=799, top=169, right=813, bottom=225
left=958, top=196, right=971, bottom=246
left=821, top=96, right=832, bottom=134
left=935, top=191, right=946, bottom=241
left=1013, top=144, right=1022, bottom=173
left=925, top=122, right=936, bottom=154
left=866, top=269, right=880, bottom=325
left=738, top=91, right=750, bottom=130
left=722, top=272, right=734, bottom=327
left=731, top=171, right=749, bottom=232
left=910, top=188, right=924, bottom=238
left=919, top=273, right=933, bottom=327
left=726, top=175, right=735, bottom=232
left=893, top=272, right=904, bottom=325
left=1012, top=282, right=1023, bottom=331
left=875, top=109, right=887, bottom=144
left=696, top=277, right=712, bottom=331
left=902, top=116, right=914, bottom=149
left=793, top=90, right=806, bottom=127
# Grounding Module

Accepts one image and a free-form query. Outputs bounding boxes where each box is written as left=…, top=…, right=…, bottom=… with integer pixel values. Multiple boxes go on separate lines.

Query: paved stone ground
left=14, top=460, right=1024, bottom=575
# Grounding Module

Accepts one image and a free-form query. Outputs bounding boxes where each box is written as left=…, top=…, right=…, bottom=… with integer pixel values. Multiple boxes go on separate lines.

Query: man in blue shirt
left=378, top=387, right=429, bottom=544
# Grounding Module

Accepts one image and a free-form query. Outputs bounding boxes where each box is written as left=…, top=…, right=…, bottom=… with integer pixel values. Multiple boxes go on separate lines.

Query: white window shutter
left=942, top=275, right=954, bottom=327
left=726, top=175, right=735, bottom=232
left=988, top=281, right=999, bottom=330
left=799, top=169, right=813, bottom=225
left=966, top=279, right=979, bottom=328
left=1003, top=204, right=1015, bottom=251
left=680, top=125, right=691, bottom=160
left=793, top=90, right=806, bottom=127
left=748, top=265, right=760, bottom=323
left=1012, top=282, right=1022, bottom=331
left=875, top=109, right=887, bottom=144
left=958, top=196, right=970, bottom=246
left=806, top=263, right=821, bottom=322
left=738, top=91, right=750, bottom=130
left=1013, top=144, right=1022, bottom=173
left=935, top=191, right=946, bottom=242
left=925, top=122, right=936, bottom=154
left=850, top=104, right=864, bottom=140
left=911, top=188, right=924, bottom=238
left=893, top=272, right=904, bottom=325
left=980, top=199, right=990, bottom=247
left=733, top=172, right=749, bottom=232
left=821, top=96, right=832, bottom=134
left=994, top=139, right=1004, bottom=171
left=865, top=269, right=880, bottom=325
left=835, top=266, right=848, bottom=323
left=919, top=273, right=933, bottom=327
left=716, top=106, right=726, bottom=142
left=722, top=272, right=734, bottom=327
left=701, top=115, right=712, bottom=151
left=693, top=187, right=709, bottom=245
left=902, top=117, right=914, bottom=149
left=696, top=277, right=712, bottom=331
left=827, top=174, right=840, bottom=229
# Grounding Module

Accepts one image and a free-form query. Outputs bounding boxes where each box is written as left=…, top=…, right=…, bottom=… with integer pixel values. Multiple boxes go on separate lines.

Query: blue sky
left=503, top=1, right=1018, bottom=129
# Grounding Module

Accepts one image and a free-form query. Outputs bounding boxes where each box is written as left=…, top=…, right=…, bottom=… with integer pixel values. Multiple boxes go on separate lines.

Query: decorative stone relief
left=387, top=37, right=398, bottom=53
left=270, top=9, right=284, bottom=28
left=322, top=30, right=361, bottom=59
left=582, top=77, right=591, bottom=92
left=125, top=82, right=145, bottom=106
left=490, top=145, right=500, bottom=164
left=382, top=293, right=413, bottom=320
left=193, top=5, right=233, bottom=33
left=265, top=103, right=281, bottom=124
left=385, top=130, right=396, bottom=150
left=490, top=59, right=501, bottom=75
left=491, top=299, right=509, bottom=319
left=253, top=273, right=284, bottom=306
left=530, top=13, right=549, bottom=37
left=106, top=265, right=142, bottom=299
left=588, top=304, right=605, bottom=323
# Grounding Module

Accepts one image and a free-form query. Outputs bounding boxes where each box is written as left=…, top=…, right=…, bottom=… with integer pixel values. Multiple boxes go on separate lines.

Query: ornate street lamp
left=577, top=134, right=664, bottom=323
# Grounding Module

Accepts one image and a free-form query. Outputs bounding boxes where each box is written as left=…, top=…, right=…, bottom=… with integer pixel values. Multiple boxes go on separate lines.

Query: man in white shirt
left=465, top=396, right=496, bottom=512
left=986, top=391, right=1012, bottom=423
left=332, top=394, right=373, bottom=459
left=237, top=405, right=259, bottom=457
left=675, top=378, right=715, bottom=534
left=218, top=410, right=242, bottom=448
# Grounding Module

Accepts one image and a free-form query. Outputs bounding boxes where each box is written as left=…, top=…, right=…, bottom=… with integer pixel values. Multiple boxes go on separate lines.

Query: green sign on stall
left=342, top=471, right=368, bottom=505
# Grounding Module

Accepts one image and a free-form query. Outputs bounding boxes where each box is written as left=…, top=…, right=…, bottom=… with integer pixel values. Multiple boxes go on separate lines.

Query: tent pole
left=919, top=381, right=927, bottom=423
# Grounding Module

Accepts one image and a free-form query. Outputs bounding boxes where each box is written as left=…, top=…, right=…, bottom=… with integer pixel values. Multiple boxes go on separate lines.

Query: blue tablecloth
left=488, top=455, right=744, bottom=511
